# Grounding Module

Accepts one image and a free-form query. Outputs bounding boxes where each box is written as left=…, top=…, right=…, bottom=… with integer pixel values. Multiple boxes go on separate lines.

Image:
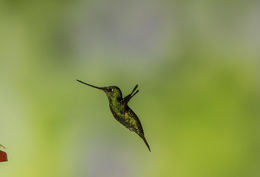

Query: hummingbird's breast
left=108, top=97, right=125, bottom=120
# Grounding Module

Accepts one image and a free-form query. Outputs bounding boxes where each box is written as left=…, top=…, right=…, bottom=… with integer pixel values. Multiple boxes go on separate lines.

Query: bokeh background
left=1, top=0, right=260, bottom=177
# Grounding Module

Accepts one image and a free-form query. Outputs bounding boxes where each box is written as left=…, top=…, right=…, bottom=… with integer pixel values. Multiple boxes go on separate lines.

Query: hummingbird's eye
left=108, top=88, right=113, bottom=92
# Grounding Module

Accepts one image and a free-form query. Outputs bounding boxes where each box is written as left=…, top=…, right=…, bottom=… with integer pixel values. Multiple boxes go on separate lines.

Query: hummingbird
left=77, top=80, right=151, bottom=151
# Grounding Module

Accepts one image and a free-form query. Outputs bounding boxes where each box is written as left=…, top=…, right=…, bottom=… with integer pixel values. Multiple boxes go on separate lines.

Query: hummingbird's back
left=124, top=106, right=144, bottom=134
left=123, top=106, right=151, bottom=151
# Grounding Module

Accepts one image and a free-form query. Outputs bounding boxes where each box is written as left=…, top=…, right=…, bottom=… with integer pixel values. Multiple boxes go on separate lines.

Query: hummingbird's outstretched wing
left=123, top=84, right=139, bottom=105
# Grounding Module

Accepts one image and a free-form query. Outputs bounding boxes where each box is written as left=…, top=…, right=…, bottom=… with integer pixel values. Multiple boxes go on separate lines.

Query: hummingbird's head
left=103, top=86, right=122, bottom=100
left=77, top=80, right=122, bottom=100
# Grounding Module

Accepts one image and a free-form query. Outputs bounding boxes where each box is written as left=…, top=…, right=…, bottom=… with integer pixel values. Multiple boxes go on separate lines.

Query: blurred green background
left=1, top=0, right=260, bottom=177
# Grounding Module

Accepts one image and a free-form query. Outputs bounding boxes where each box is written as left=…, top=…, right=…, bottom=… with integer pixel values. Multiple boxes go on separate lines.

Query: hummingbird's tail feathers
left=140, top=134, right=151, bottom=152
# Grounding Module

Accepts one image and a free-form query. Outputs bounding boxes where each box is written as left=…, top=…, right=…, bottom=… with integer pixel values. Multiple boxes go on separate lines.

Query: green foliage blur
left=1, top=0, right=259, bottom=177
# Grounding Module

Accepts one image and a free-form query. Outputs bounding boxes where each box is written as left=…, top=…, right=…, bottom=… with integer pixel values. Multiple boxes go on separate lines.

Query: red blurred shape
left=0, top=150, right=7, bottom=162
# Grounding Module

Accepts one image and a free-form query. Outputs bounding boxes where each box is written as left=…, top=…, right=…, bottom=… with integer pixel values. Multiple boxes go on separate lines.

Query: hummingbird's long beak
left=77, top=80, right=105, bottom=90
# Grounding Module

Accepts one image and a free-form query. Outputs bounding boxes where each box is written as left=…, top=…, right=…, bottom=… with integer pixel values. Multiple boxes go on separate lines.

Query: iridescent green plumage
left=77, top=80, right=151, bottom=151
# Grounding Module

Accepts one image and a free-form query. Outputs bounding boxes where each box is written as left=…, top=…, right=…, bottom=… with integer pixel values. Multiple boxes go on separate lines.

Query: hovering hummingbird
left=77, top=80, right=151, bottom=151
